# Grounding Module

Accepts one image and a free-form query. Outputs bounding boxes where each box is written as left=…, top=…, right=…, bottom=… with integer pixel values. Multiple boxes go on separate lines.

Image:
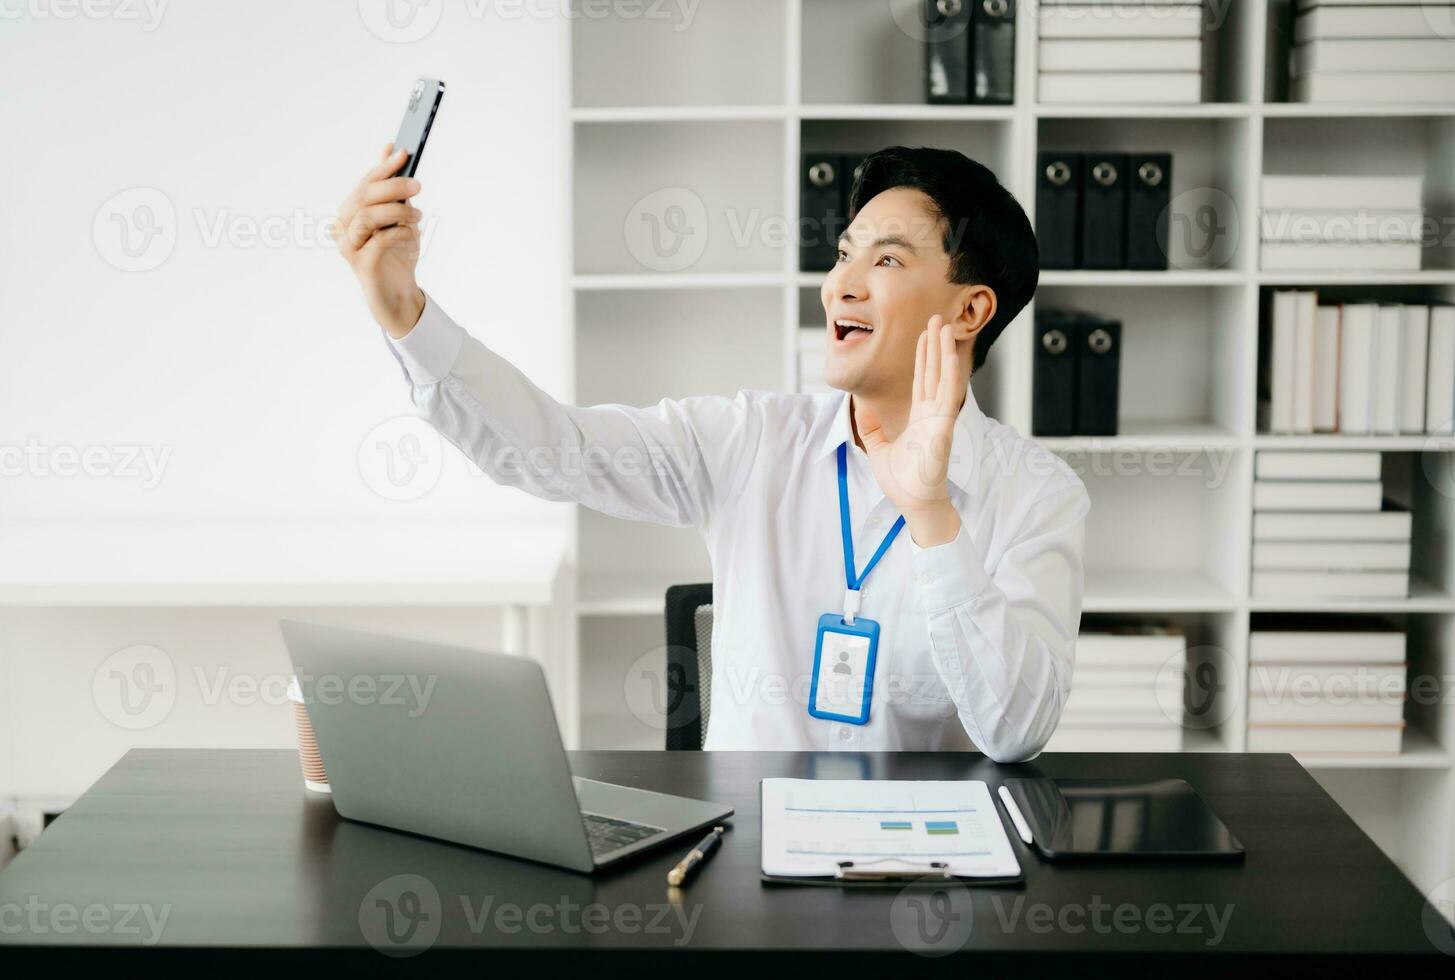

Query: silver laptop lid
left=279, top=619, right=595, bottom=872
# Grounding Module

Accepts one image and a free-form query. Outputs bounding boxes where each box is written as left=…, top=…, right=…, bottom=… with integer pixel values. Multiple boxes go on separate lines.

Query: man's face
left=819, top=187, right=969, bottom=398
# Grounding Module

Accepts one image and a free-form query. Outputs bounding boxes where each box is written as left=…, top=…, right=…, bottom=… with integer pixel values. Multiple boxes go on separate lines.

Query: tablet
left=1002, top=777, right=1245, bottom=861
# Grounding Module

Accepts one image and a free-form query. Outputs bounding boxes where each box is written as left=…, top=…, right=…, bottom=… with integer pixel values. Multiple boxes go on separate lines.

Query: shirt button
left=919, top=572, right=935, bottom=586
left=838, top=727, right=853, bottom=742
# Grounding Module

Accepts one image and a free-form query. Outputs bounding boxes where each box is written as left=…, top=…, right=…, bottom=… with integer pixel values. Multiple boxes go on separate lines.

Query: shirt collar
left=816, top=386, right=986, bottom=494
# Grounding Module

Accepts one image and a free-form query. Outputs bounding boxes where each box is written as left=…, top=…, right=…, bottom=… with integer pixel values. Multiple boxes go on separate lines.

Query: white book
left=1372, top=305, right=1402, bottom=434
left=1293, top=71, right=1455, bottom=103
left=1313, top=306, right=1340, bottom=432
left=1255, top=451, right=1380, bottom=481
left=1062, top=690, right=1175, bottom=718
left=1249, top=698, right=1405, bottom=726
left=1249, top=662, right=1407, bottom=697
left=1038, top=37, right=1202, bottom=71
left=1070, top=667, right=1183, bottom=692
left=1046, top=724, right=1184, bottom=753
left=1252, top=480, right=1383, bottom=511
left=1426, top=305, right=1455, bottom=434
left=1293, top=291, right=1317, bottom=434
left=1261, top=175, right=1423, bottom=212
left=1259, top=208, right=1424, bottom=245
left=1076, top=626, right=1185, bottom=667
left=1250, top=622, right=1405, bottom=664
left=1260, top=241, right=1423, bottom=272
left=1039, top=4, right=1204, bottom=40
left=1252, top=540, right=1411, bottom=571
left=1038, top=71, right=1202, bottom=103
left=1292, top=38, right=1455, bottom=74
left=1399, top=305, right=1430, bottom=433
left=1338, top=303, right=1378, bottom=434
left=1251, top=570, right=1410, bottom=598
left=1247, top=724, right=1404, bottom=755
left=1294, top=6, right=1454, bottom=41
left=1270, top=290, right=1297, bottom=434
left=1252, top=510, right=1411, bottom=542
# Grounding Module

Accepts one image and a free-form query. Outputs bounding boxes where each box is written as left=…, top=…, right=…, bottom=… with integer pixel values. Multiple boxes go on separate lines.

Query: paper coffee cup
left=287, top=676, right=331, bottom=794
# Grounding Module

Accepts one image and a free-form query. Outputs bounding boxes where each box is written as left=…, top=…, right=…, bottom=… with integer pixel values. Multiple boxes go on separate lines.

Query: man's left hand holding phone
left=332, top=78, right=445, bottom=340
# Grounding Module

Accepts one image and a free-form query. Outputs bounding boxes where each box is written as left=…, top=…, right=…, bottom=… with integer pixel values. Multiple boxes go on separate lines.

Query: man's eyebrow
left=836, top=233, right=920, bottom=253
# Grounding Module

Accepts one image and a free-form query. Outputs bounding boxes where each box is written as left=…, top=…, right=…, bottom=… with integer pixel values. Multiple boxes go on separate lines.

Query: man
left=334, top=144, right=1088, bottom=762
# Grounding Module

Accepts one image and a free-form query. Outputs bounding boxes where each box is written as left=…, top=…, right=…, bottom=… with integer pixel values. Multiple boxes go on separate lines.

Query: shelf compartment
left=1035, top=283, right=1252, bottom=437
left=570, top=0, right=785, bottom=109
left=1037, top=116, right=1255, bottom=273
left=573, top=120, right=785, bottom=276
left=1262, top=115, right=1455, bottom=273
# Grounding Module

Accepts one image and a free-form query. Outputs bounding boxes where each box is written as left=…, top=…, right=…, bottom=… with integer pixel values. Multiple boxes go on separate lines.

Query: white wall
left=0, top=0, right=569, bottom=526
left=0, top=1, right=571, bottom=803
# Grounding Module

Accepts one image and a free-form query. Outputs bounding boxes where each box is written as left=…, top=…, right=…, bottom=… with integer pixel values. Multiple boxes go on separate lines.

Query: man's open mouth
left=834, top=319, right=875, bottom=342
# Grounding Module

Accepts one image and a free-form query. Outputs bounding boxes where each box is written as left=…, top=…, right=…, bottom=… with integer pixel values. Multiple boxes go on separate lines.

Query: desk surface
left=0, top=749, right=1447, bottom=971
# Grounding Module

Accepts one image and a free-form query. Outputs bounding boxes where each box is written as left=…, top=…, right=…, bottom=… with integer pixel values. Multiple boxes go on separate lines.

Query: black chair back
left=664, top=583, right=712, bottom=750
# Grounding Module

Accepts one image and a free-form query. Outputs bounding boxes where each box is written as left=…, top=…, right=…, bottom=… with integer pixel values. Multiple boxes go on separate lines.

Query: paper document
left=761, top=778, right=1022, bottom=879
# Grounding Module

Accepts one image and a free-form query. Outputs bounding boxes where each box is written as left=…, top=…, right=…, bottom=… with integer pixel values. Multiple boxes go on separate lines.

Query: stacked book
left=1260, top=175, right=1425, bottom=272
left=797, top=329, right=830, bottom=395
left=1251, top=451, right=1413, bottom=599
left=1291, top=0, right=1455, bottom=104
left=1247, top=617, right=1407, bottom=756
left=1037, top=0, right=1204, bottom=105
left=1262, top=291, right=1455, bottom=435
left=1046, top=622, right=1186, bottom=752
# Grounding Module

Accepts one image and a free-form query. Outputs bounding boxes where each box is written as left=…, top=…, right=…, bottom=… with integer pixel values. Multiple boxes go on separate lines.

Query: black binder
left=1126, top=153, right=1172, bottom=270
left=924, top=0, right=972, bottom=104
left=842, top=152, right=868, bottom=212
left=1076, top=313, right=1122, bottom=436
left=1081, top=154, right=1129, bottom=270
left=800, top=153, right=844, bottom=272
left=1035, top=151, right=1081, bottom=270
left=1033, top=310, right=1078, bottom=436
left=971, top=0, right=1015, bottom=105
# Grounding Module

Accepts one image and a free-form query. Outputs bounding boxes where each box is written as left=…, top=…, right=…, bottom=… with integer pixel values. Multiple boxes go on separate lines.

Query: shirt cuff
left=389, top=293, right=465, bottom=385
left=910, top=523, right=994, bottom=612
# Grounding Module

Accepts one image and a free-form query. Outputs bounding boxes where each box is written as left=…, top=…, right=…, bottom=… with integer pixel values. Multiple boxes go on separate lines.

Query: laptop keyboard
left=582, top=811, right=664, bottom=857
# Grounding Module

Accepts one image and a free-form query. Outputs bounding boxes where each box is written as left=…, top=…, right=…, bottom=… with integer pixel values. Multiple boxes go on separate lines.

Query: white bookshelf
left=566, top=0, right=1455, bottom=897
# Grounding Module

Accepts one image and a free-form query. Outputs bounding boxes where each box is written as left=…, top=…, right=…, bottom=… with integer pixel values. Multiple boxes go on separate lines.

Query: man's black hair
left=847, top=146, right=1038, bottom=371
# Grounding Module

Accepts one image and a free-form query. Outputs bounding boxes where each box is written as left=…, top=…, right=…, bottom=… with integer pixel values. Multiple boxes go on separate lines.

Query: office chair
left=663, top=583, right=712, bottom=750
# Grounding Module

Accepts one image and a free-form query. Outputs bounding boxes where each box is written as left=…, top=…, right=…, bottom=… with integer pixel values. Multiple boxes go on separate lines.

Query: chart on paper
left=760, top=778, right=1022, bottom=878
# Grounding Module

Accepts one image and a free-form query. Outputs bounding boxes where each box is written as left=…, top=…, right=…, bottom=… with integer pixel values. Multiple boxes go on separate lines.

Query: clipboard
left=758, top=779, right=1026, bottom=887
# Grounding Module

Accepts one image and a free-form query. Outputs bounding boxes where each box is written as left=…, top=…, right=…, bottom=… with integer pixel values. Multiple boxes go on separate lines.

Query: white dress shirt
left=386, top=295, right=1090, bottom=762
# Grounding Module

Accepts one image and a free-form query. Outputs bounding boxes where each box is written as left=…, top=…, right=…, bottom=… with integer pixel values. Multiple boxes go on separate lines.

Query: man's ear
left=951, top=283, right=997, bottom=346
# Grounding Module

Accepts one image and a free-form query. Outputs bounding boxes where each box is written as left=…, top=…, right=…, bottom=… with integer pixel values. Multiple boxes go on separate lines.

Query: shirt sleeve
left=382, top=293, right=760, bottom=528
left=909, top=481, right=1089, bottom=763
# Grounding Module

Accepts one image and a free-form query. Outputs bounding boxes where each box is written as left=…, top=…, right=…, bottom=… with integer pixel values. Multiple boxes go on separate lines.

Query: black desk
left=0, top=749, right=1447, bottom=973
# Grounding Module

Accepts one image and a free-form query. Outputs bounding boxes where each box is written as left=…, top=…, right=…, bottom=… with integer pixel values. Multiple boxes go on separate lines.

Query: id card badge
left=808, top=612, right=880, bottom=725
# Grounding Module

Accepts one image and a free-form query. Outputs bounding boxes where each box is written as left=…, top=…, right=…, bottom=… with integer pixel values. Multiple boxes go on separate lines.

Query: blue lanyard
left=837, top=441, right=905, bottom=593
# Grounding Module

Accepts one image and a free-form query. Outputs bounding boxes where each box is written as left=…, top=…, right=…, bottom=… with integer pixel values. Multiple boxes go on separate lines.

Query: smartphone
left=392, top=78, right=445, bottom=178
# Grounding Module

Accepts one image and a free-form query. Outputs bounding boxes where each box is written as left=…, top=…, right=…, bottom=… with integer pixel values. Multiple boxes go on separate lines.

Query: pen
left=667, top=825, right=725, bottom=886
left=998, top=785, right=1034, bottom=846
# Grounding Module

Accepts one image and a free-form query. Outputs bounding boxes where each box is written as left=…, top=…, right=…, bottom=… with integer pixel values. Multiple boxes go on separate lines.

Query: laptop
left=279, top=619, right=733, bottom=873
